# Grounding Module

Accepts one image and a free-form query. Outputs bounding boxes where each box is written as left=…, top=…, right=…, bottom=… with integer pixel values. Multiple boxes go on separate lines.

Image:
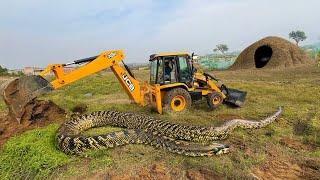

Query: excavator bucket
left=1, top=75, right=53, bottom=123
left=221, top=85, right=247, bottom=107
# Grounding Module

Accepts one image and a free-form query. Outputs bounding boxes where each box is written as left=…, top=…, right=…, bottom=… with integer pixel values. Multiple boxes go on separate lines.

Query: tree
left=289, top=30, right=307, bottom=46
left=213, top=44, right=229, bottom=54
left=0, top=65, right=9, bottom=75
left=317, top=51, right=320, bottom=67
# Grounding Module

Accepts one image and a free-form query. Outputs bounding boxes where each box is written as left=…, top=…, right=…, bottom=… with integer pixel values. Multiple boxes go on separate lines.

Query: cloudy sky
left=0, top=0, right=319, bottom=69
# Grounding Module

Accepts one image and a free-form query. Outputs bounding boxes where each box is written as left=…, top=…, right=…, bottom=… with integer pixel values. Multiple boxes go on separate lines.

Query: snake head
left=211, top=144, right=230, bottom=155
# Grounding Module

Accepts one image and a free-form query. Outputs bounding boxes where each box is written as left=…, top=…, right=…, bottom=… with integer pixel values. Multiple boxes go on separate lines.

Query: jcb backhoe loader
left=1, top=50, right=246, bottom=123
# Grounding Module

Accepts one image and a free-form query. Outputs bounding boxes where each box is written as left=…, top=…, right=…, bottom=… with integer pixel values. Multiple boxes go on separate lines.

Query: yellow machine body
left=38, top=50, right=244, bottom=114
left=3, top=49, right=245, bottom=123
left=40, top=50, right=144, bottom=105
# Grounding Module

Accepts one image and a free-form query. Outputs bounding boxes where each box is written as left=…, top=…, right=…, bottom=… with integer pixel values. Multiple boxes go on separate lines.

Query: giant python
left=56, top=107, right=282, bottom=156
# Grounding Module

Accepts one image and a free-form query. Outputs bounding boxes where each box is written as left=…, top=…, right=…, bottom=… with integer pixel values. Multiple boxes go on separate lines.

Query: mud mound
left=0, top=99, right=65, bottom=146
left=1, top=76, right=52, bottom=122
left=231, top=36, right=312, bottom=70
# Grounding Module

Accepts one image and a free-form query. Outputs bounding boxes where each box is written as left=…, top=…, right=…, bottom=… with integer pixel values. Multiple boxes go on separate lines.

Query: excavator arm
left=2, top=50, right=144, bottom=122
left=41, top=50, right=142, bottom=104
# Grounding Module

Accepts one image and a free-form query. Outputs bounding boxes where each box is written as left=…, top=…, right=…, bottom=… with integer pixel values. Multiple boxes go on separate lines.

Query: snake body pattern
left=56, top=107, right=282, bottom=156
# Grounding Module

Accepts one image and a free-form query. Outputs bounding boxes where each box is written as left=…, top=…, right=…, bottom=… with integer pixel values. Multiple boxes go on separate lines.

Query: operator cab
left=149, top=52, right=193, bottom=86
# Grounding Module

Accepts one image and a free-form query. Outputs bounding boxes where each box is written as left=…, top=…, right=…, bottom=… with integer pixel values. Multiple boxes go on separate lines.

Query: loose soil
left=0, top=99, right=65, bottom=146
left=279, top=137, right=315, bottom=151
left=83, top=164, right=222, bottom=180
left=251, top=144, right=320, bottom=180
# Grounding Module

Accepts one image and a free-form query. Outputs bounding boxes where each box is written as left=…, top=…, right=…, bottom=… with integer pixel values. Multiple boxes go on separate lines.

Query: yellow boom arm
left=39, top=50, right=144, bottom=105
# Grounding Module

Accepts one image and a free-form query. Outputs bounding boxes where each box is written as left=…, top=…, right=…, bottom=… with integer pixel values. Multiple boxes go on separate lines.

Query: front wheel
left=163, top=88, right=191, bottom=113
left=207, top=92, right=223, bottom=110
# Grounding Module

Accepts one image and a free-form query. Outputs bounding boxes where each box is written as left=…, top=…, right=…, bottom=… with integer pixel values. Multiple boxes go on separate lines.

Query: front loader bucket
left=221, top=86, right=247, bottom=107
left=1, top=75, right=53, bottom=123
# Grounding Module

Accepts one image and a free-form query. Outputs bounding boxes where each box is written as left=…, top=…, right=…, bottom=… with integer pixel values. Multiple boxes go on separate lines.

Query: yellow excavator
left=2, top=50, right=246, bottom=123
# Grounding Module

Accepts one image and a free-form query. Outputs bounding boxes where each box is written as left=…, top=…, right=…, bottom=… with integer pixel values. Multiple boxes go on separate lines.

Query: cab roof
left=149, top=52, right=190, bottom=61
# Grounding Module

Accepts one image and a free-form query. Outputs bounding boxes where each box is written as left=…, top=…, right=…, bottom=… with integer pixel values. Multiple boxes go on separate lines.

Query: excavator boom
left=1, top=50, right=247, bottom=123
left=1, top=50, right=143, bottom=122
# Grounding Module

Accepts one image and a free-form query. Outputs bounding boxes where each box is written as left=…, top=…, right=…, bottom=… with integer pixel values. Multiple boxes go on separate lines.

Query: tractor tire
left=163, top=88, right=191, bottom=113
left=207, top=92, right=223, bottom=110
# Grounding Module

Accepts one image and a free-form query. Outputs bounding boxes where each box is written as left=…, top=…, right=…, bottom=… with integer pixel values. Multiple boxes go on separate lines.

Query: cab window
left=157, top=58, right=164, bottom=84
left=150, top=60, right=157, bottom=84
left=178, top=56, right=191, bottom=82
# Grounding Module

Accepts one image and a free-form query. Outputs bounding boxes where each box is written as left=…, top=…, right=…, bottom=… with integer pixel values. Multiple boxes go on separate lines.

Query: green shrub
left=0, top=65, right=9, bottom=76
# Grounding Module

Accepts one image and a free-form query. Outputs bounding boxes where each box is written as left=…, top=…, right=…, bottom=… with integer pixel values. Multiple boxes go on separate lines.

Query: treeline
left=0, top=65, right=24, bottom=76
left=0, top=65, right=9, bottom=75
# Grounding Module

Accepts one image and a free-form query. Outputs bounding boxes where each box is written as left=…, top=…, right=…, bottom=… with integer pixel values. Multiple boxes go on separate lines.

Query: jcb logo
left=122, top=74, right=135, bottom=91
left=107, top=52, right=116, bottom=59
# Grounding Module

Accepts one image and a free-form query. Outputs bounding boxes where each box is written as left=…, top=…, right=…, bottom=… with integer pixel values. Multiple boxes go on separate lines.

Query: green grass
left=0, top=101, right=6, bottom=111
left=0, top=66, right=320, bottom=179
left=0, top=124, right=71, bottom=180
left=0, top=124, right=115, bottom=180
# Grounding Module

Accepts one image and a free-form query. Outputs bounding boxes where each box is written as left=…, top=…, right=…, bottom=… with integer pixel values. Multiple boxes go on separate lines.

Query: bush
left=0, top=66, right=9, bottom=76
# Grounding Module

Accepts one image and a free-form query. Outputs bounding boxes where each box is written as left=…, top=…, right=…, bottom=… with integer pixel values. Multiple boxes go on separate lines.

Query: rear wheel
left=163, top=88, right=191, bottom=113
left=207, top=92, right=223, bottom=110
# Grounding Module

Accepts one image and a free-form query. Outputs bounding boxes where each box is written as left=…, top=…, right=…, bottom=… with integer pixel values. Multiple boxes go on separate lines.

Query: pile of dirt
left=1, top=76, right=53, bottom=122
left=0, top=99, right=65, bottom=146
left=230, top=36, right=312, bottom=70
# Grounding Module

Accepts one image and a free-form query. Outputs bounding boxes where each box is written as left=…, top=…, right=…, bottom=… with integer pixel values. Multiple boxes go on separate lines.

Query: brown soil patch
left=279, top=137, right=315, bottom=151
left=0, top=99, right=65, bottom=146
left=251, top=144, right=320, bottom=180
left=230, top=36, right=312, bottom=70
left=253, top=160, right=302, bottom=180
left=186, top=168, right=222, bottom=180
left=86, top=164, right=171, bottom=180
left=298, top=158, right=320, bottom=179
left=84, top=164, right=222, bottom=180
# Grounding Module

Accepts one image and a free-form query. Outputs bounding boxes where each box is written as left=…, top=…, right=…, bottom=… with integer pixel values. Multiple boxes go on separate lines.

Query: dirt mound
left=1, top=76, right=53, bottom=123
left=0, top=99, right=65, bottom=146
left=230, top=36, right=312, bottom=70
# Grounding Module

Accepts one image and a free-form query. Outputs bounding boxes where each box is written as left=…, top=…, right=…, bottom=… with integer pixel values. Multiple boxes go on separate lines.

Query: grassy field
left=0, top=66, right=319, bottom=179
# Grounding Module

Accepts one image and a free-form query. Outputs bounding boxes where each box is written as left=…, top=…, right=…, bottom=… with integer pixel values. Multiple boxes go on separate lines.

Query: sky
left=0, top=0, right=319, bottom=69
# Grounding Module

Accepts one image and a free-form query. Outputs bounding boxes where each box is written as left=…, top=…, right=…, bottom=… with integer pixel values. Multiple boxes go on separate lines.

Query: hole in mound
left=254, top=45, right=273, bottom=68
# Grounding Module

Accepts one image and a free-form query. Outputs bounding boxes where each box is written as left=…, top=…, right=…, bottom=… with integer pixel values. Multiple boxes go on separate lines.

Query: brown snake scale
left=56, top=107, right=282, bottom=156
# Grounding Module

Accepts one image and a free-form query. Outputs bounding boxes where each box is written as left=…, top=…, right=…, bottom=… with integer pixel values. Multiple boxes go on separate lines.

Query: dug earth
left=0, top=99, right=65, bottom=146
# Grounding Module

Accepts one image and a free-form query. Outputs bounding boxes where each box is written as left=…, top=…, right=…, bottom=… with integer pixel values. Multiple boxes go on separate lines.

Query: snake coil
left=56, top=107, right=282, bottom=156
